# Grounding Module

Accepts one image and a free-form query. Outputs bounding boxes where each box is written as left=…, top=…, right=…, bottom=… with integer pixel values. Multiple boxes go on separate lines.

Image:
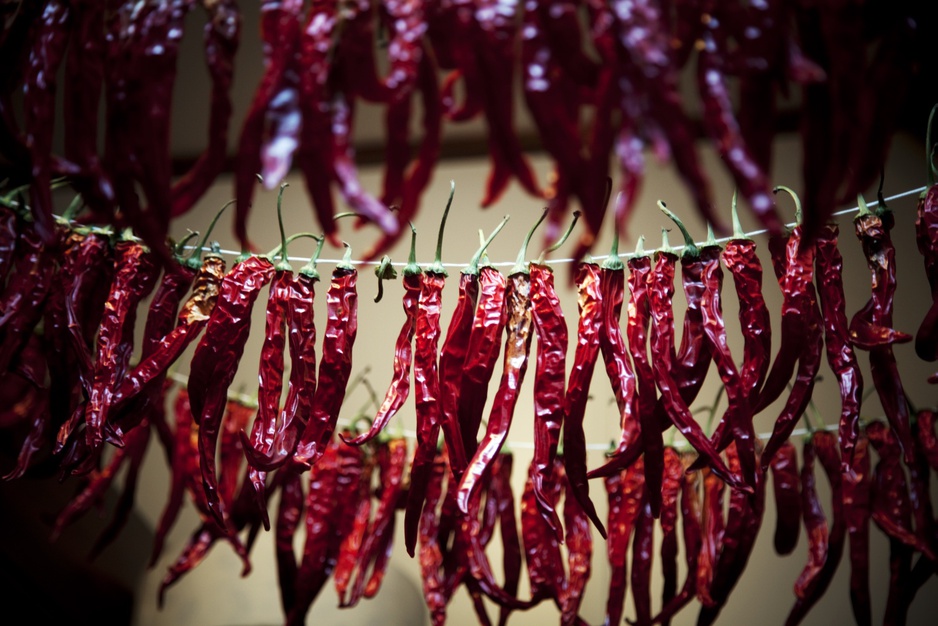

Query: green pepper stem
left=537, top=210, right=580, bottom=265
left=633, top=235, right=647, bottom=258
left=338, top=241, right=354, bottom=270
left=275, top=183, right=291, bottom=270
left=659, top=228, right=673, bottom=255
left=658, top=200, right=698, bottom=258
left=174, top=231, right=200, bottom=261
left=602, top=202, right=624, bottom=270
left=730, top=189, right=748, bottom=240
left=705, top=223, right=717, bottom=247
left=61, top=194, right=84, bottom=222
left=465, top=215, right=510, bottom=275
left=856, top=192, right=872, bottom=217
left=773, top=185, right=802, bottom=225
left=510, top=208, right=548, bottom=275
left=187, top=200, right=233, bottom=268
left=876, top=168, right=889, bottom=215
left=403, top=220, right=421, bottom=277
left=265, top=232, right=322, bottom=261
left=299, top=235, right=326, bottom=279
left=704, top=385, right=725, bottom=436
left=427, top=180, right=455, bottom=275
left=373, top=255, right=398, bottom=303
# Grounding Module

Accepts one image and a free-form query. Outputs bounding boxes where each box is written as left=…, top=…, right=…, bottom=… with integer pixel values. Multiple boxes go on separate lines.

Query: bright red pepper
left=603, top=457, right=644, bottom=626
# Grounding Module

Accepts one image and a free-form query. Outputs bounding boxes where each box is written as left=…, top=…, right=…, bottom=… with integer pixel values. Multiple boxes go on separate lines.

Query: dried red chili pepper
left=659, top=447, right=683, bottom=615
left=521, top=460, right=565, bottom=607
left=273, top=466, right=304, bottom=614
left=457, top=211, right=543, bottom=517
left=759, top=190, right=824, bottom=472
left=786, top=431, right=845, bottom=626
left=188, top=251, right=277, bottom=527
left=769, top=439, right=801, bottom=556
left=404, top=197, right=452, bottom=557
left=915, top=111, right=938, bottom=362
left=292, top=244, right=359, bottom=470
left=815, top=222, right=864, bottom=470
left=334, top=448, right=375, bottom=604
left=652, top=213, right=749, bottom=491
left=171, top=0, right=241, bottom=217
left=528, top=256, right=569, bottom=540
left=844, top=433, right=872, bottom=626
left=346, top=437, right=408, bottom=606
left=696, top=465, right=725, bottom=608
left=79, top=239, right=160, bottom=450
left=651, top=452, right=703, bottom=625
left=604, top=457, right=644, bottom=626
left=630, top=490, right=656, bottom=626
left=791, top=434, right=828, bottom=604
left=850, top=193, right=917, bottom=465
left=560, top=459, right=592, bottom=626
left=288, top=437, right=364, bottom=625
left=418, top=450, right=449, bottom=625
left=439, top=215, right=509, bottom=481
left=867, top=420, right=936, bottom=559
left=492, top=452, right=523, bottom=626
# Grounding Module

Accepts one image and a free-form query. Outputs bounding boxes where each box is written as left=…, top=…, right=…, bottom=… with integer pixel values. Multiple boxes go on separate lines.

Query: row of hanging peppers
left=0, top=0, right=919, bottom=270
left=1, top=157, right=938, bottom=623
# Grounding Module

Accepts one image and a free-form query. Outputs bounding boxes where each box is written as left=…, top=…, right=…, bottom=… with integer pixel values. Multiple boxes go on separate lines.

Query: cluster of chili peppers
left=0, top=1, right=919, bottom=274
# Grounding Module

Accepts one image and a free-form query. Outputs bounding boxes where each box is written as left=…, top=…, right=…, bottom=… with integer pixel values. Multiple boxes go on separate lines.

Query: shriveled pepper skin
left=189, top=255, right=276, bottom=528
left=844, top=434, right=872, bottom=626
left=770, top=439, right=801, bottom=556
left=603, top=457, right=644, bottom=626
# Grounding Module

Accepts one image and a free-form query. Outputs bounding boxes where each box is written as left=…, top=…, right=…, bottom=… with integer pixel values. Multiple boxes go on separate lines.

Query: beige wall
left=119, top=128, right=938, bottom=625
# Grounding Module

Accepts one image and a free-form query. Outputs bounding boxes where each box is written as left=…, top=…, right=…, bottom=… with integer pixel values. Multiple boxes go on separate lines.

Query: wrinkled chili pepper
left=659, top=447, right=683, bottom=616
left=529, top=257, right=569, bottom=540
left=79, top=239, right=160, bottom=451
left=404, top=197, right=452, bottom=557
left=915, top=110, right=938, bottom=362
left=630, top=490, right=656, bottom=626
left=769, top=439, right=801, bottom=556
left=696, top=465, right=725, bottom=608
left=759, top=190, right=824, bottom=471
left=521, top=460, right=565, bottom=607
left=418, top=451, right=449, bottom=625
left=171, top=0, right=241, bottom=216
left=288, top=438, right=364, bottom=626
left=274, top=466, right=304, bottom=615
left=439, top=215, right=509, bottom=481
left=457, top=211, right=543, bottom=517
left=334, top=449, right=375, bottom=604
left=188, top=252, right=276, bottom=528
left=604, top=457, right=644, bottom=626
left=561, top=459, right=592, bottom=626
left=492, top=452, right=523, bottom=626
left=815, top=222, right=864, bottom=470
left=850, top=193, right=917, bottom=465
left=786, top=431, right=845, bottom=626
left=652, top=213, right=749, bottom=491
left=651, top=452, right=703, bottom=625
left=844, top=432, right=872, bottom=626
left=791, top=434, right=828, bottom=605
left=292, top=245, right=359, bottom=469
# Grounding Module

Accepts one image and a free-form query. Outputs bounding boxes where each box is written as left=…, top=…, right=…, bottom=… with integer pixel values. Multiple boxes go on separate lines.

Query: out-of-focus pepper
left=560, top=458, right=592, bottom=626
left=697, top=465, right=725, bottom=608
left=770, top=439, right=801, bottom=556
left=603, top=457, right=644, bottom=626
left=659, top=447, right=684, bottom=615
left=844, top=432, right=872, bottom=626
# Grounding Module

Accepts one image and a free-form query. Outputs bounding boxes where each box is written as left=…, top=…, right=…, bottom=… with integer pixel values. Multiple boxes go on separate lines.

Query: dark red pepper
left=790, top=434, right=828, bottom=608
left=560, top=459, right=592, bottom=626
left=844, top=432, right=873, bottom=626
left=603, top=457, right=644, bottom=626
left=769, top=439, right=801, bottom=556
left=659, top=447, right=683, bottom=616
left=521, top=459, right=565, bottom=607
left=630, top=490, right=655, bottom=626
left=696, top=465, right=725, bottom=608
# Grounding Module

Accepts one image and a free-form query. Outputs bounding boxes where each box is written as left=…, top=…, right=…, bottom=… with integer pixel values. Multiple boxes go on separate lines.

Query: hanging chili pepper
left=418, top=450, right=449, bottom=625
left=790, top=434, right=829, bottom=606
left=440, top=214, right=509, bottom=481
left=78, top=238, right=160, bottom=450
left=654, top=212, right=750, bottom=490
left=630, top=490, right=655, bottom=626
left=769, top=439, right=801, bottom=556
left=867, top=420, right=936, bottom=559
left=560, top=458, right=593, bottom=626
left=457, top=210, right=543, bottom=517
left=844, top=432, right=873, bottom=626
left=659, top=447, right=683, bottom=616
left=759, top=189, right=824, bottom=471
left=492, top=451, right=523, bottom=626
left=915, top=109, right=938, bottom=362
left=171, top=0, right=241, bottom=216
left=597, top=228, right=641, bottom=462
left=651, top=452, right=703, bottom=625
left=334, top=448, right=375, bottom=604
left=404, top=193, right=452, bottom=556
left=603, top=457, right=644, bottom=626
left=815, top=222, right=864, bottom=470
left=292, top=243, right=359, bottom=470
left=851, top=192, right=917, bottom=465
left=288, top=437, right=364, bottom=625
left=521, top=460, right=565, bottom=607
left=188, top=248, right=278, bottom=528
left=457, top=262, right=508, bottom=459
left=696, top=465, right=726, bottom=609
left=345, top=437, right=408, bottom=606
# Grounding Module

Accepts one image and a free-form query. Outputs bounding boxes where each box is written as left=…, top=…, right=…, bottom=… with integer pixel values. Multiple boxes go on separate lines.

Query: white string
left=184, top=185, right=928, bottom=267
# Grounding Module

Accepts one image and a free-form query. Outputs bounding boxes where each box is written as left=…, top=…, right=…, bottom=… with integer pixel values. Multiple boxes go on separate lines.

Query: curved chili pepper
left=696, top=464, right=725, bottom=609
left=604, top=457, right=644, bottom=626
left=867, top=420, right=936, bottom=559
left=529, top=261, right=568, bottom=540
left=521, top=460, right=565, bottom=607
left=171, top=0, right=241, bottom=216
left=418, top=451, right=449, bottom=626
left=786, top=431, right=845, bottom=626
left=292, top=251, right=359, bottom=469
left=561, top=459, right=593, bottom=626
left=815, top=222, right=863, bottom=470
left=651, top=452, right=702, bottom=625
left=850, top=196, right=916, bottom=465
left=274, top=466, right=304, bottom=614
left=844, top=433, right=872, bottom=626
left=630, top=491, right=655, bottom=626
left=599, top=233, right=640, bottom=462
left=188, top=254, right=276, bottom=528
left=915, top=126, right=938, bottom=361
left=791, top=435, right=828, bottom=604
left=659, top=447, right=683, bottom=615
left=334, top=453, right=375, bottom=604
left=80, top=240, right=160, bottom=451
left=769, top=439, right=801, bottom=555
left=457, top=212, right=543, bottom=518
